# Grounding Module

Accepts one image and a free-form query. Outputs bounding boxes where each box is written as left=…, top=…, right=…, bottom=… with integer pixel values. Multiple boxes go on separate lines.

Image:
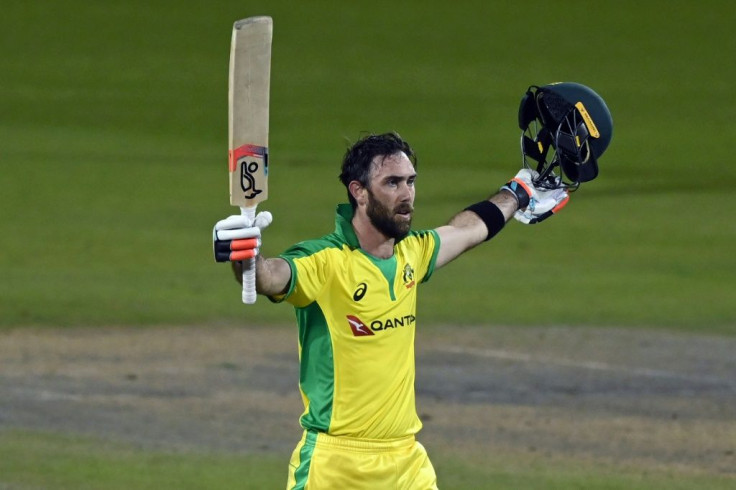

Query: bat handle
left=241, top=206, right=257, bottom=304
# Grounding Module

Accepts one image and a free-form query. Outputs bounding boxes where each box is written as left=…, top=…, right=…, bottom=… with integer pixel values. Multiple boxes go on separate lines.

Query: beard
left=366, top=190, right=413, bottom=240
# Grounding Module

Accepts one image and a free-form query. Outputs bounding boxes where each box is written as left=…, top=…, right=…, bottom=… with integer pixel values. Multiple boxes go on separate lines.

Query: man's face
left=364, top=152, right=416, bottom=240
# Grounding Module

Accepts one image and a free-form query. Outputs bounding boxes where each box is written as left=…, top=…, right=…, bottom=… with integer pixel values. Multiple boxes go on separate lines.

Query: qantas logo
left=346, top=314, right=416, bottom=337
left=346, top=315, right=374, bottom=336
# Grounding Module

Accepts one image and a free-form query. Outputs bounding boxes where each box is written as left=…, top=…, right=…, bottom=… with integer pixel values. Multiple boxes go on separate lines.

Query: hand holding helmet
left=517, top=82, right=613, bottom=191
left=501, top=168, right=570, bottom=225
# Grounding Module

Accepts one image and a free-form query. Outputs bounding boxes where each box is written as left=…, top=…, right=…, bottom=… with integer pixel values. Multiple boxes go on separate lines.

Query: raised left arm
left=434, top=169, right=569, bottom=269
left=434, top=191, right=518, bottom=269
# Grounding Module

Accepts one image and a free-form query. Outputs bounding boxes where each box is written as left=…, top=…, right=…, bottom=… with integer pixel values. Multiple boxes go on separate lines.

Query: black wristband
left=464, top=200, right=506, bottom=241
left=500, top=179, right=531, bottom=210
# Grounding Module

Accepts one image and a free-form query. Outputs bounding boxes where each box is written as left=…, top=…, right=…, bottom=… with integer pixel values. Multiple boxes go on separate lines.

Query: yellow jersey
left=272, top=204, right=440, bottom=440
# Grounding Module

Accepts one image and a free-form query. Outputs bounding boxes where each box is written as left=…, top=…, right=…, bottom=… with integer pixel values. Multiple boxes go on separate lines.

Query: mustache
left=394, top=204, right=414, bottom=214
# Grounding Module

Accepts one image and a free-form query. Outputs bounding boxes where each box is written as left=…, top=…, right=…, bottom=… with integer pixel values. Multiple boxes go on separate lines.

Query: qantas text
left=370, top=314, right=416, bottom=331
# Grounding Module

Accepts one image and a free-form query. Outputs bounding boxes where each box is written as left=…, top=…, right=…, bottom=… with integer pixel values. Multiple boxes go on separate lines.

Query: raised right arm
left=230, top=257, right=291, bottom=296
left=214, top=211, right=291, bottom=297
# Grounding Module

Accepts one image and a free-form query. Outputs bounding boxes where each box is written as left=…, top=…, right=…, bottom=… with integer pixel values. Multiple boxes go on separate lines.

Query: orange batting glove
left=213, top=211, right=272, bottom=262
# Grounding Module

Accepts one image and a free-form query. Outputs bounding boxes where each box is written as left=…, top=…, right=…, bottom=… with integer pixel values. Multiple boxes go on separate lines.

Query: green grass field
left=2, top=0, right=734, bottom=332
left=3, top=430, right=734, bottom=490
left=2, top=0, right=735, bottom=332
left=1, top=1, right=735, bottom=488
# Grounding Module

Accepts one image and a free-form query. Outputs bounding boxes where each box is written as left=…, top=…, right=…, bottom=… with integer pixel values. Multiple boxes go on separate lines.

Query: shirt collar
left=335, top=203, right=360, bottom=248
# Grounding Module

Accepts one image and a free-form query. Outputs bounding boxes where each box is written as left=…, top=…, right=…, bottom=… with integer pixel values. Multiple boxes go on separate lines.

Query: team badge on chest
left=402, top=264, right=415, bottom=289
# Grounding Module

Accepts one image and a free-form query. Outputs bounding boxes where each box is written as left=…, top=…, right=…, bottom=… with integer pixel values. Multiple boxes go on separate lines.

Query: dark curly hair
left=339, top=132, right=417, bottom=209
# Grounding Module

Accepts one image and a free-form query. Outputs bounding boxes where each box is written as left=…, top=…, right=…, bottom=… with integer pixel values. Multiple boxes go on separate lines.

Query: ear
left=348, top=180, right=367, bottom=206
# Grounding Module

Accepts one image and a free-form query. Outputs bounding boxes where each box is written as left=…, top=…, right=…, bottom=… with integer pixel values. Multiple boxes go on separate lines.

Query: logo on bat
left=240, top=161, right=262, bottom=199
left=229, top=144, right=268, bottom=200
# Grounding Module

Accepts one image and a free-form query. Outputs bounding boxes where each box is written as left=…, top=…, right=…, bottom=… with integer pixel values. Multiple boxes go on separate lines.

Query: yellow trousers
left=286, top=431, right=438, bottom=489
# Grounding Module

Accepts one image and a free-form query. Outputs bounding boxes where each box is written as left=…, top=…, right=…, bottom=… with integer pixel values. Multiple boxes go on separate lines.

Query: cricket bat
left=228, top=16, right=272, bottom=304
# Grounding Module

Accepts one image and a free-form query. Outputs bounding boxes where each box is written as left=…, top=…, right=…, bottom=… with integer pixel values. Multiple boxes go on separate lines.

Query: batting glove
left=501, top=169, right=570, bottom=225
left=213, top=211, right=273, bottom=262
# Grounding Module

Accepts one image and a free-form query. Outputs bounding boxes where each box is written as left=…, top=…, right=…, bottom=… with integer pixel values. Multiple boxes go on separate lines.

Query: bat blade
left=228, top=16, right=272, bottom=304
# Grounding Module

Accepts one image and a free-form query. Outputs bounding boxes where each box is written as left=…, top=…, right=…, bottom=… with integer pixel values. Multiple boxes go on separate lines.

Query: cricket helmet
left=518, top=82, right=613, bottom=190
